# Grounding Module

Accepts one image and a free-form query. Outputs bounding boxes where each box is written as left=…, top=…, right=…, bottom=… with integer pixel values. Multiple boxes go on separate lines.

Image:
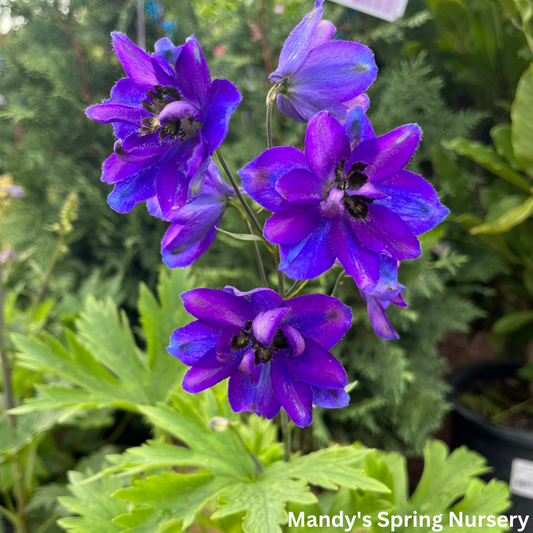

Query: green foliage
left=511, top=62, right=533, bottom=176
left=11, top=269, right=192, bottom=417
left=287, top=441, right=510, bottom=533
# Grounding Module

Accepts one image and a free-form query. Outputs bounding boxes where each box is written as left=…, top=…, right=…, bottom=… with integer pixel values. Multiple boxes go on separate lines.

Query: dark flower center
left=230, top=320, right=290, bottom=365
left=334, top=159, right=373, bottom=220
left=139, top=85, right=196, bottom=141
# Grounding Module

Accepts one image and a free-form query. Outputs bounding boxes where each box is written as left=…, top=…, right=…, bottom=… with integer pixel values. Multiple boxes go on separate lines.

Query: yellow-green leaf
left=470, top=196, right=533, bottom=234
left=511, top=62, right=533, bottom=176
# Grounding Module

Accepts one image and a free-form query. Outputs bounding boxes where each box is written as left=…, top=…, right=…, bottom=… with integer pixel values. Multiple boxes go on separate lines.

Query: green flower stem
left=285, top=279, right=309, bottom=299
left=0, top=504, right=20, bottom=531
left=281, top=409, right=291, bottom=462
left=228, top=200, right=269, bottom=288
left=331, top=269, right=346, bottom=298
left=266, top=96, right=274, bottom=150
left=216, top=149, right=264, bottom=236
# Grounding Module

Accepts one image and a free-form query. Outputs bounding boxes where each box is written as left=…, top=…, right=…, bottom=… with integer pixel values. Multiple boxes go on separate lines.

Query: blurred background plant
left=0, top=0, right=531, bottom=530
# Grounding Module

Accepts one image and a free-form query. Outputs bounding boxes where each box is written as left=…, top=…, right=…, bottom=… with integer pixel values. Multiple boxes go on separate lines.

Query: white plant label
left=510, top=458, right=533, bottom=499
left=327, top=0, right=409, bottom=22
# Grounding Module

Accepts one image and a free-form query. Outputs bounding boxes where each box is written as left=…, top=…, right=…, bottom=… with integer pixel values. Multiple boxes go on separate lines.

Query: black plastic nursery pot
left=450, top=363, right=533, bottom=532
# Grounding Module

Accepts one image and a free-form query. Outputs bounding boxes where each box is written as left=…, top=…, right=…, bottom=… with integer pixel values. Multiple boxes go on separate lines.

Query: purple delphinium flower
left=269, top=0, right=377, bottom=123
left=147, top=162, right=235, bottom=268
left=86, top=34, right=241, bottom=218
left=168, top=286, right=352, bottom=427
left=239, top=109, right=449, bottom=293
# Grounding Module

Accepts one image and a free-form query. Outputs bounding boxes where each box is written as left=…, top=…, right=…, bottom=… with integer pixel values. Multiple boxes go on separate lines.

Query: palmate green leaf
left=11, top=269, right=193, bottom=417
left=410, top=441, right=489, bottom=512
left=58, top=470, right=128, bottom=533
left=212, top=478, right=316, bottom=533
left=112, top=472, right=235, bottom=533
left=444, top=479, right=511, bottom=533
left=511, top=62, right=533, bottom=176
left=263, top=446, right=389, bottom=493
left=442, top=138, right=531, bottom=191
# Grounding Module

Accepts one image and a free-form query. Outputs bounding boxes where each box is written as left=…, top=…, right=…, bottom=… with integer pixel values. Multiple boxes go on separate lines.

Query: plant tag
left=327, top=0, right=409, bottom=22
left=510, top=458, right=533, bottom=499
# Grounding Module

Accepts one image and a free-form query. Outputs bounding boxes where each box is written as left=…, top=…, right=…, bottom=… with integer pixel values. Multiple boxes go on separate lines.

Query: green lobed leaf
left=112, top=472, right=235, bottom=533
left=263, top=446, right=389, bottom=493
left=12, top=270, right=192, bottom=417
left=410, top=441, right=489, bottom=512
left=58, top=470, right=128, bottom=533
left=442, top=137, right=531, bottom=191
left=493, top=310, right=533, bottom=334
left=212, top=478, right=317, bottom=533
left=511, top=62, right=533, bottom=176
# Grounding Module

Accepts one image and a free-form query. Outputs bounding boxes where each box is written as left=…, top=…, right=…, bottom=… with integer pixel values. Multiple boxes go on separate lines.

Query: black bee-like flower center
left=139, top=85, right=193, bottom=141
left=334, top=159, right=373, bottom=220
left=230, top=320, right=290, bottom=365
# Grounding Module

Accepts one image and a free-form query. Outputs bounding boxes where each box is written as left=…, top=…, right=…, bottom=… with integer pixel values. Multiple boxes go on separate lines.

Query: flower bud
left=208, top=416, right=231, bottom=432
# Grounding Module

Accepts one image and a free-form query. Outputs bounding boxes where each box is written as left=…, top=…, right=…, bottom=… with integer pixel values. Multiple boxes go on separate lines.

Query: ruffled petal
left=284, top=337, right=347, bottom=389
left=310, top=19, right=335, bottom=49
left=311, top=386, right=350, bottom=409
left=279, top=219, right=336, bottom=279
left=238, top=147, right=308, bottom=212
left=112, top=32, right=174, bottom=92
left=167, top=321, right=218, bottom=366
left=161, top=208, right=223, bottom=268
left=283, top=294, right=352, bottom=350
left=228, top=364, right=280, bottom=419
left=182, top=348, right=241, bottom=393
left=343, top=105, right=375, bottom=150
left=271, top=357, right=313, bottom=427
left=305, top=112, right=351, bottom=181
left=280, top=324, right=305, bottom=357
left=347, top=124, right=421, bottom=183
left=360, top=292, right=399, bottom=340
left=85, top=103, right=150, bottom=126
left=330, top=218, right=379, bottom=292
left=174, top=36, right=210, bottom=109
left=202, top=79, right=242, bottom=154
left=277, top=89, right=348, bottom=123
left=159, top=101, right=203, bottom=124
left=155, top=137, right=209, bottom=218
left=264, top=202, right=321, bottom=245
left=275, top=168, right=325, bottom=203
left=107, top=164, right=158, bottom=213
left=102, top=152, right=159, bottom=184
left=291, top=40, right=377, bottom=103
left=223, top=287, right=284, bottom=313
left=270, top=0, right=324, bottom=79
left=375, top=170, right=450, bottom=235
left=152, top=38, right=183, bottom=76
left=181, top=288, right=255, bottom=328
left=348, top=203, right=421, bottom=260
left=369, top=256, right=401, bottom=300
left=252, top=308, right=289, bottom=346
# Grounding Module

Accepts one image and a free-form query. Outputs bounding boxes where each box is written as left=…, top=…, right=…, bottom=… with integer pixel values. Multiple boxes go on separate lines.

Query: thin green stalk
left=331, top=269, right=346, bottom=298
left=228, top=201, right=269, bottom=288
left=281, top=409, right=291, bottom=462
left=216, top=149, right=264, bottom=236
left=0, top=504, right=20, bottom=531
left=108, top=411, right=134, bottom=444
left=275, top=247, right=285, bottom=299
left=36, top=514, right=59, bottom=533
left=266, top=96, right=274, bottom=149
left=32, top=231, right=66, bottom=317
left=0, top=262, right=15, bottom=419
left=286, top=279, right=308, bottom=299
